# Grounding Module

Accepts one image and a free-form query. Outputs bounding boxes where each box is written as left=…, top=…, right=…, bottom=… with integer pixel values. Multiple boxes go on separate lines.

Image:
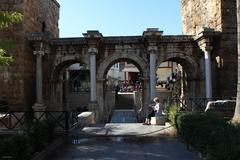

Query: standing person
left=143, top=97, right=162, bottom=125
left=114, top=84, right=120, bottom=100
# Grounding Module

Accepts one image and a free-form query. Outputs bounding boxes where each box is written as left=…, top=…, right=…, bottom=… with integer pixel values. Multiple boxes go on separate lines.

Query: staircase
left=110, top=109, right=137, bottom=123
left=115, top=92, right=134, bottom=109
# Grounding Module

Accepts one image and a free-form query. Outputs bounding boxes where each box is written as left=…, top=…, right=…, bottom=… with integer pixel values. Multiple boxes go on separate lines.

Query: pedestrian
left=143, top=97, right=162, bottom=125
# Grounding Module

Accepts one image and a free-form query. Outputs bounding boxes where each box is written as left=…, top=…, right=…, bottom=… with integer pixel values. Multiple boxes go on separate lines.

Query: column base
left=32, top=102, right=47, bottom=120
left=88, top=101, right=99, bottom=123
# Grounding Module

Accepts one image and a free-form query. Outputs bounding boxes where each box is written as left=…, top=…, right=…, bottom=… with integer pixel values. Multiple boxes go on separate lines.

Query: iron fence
left=0, top=111, right=81, bottom=131
left=170, top=97, right=236, bottom=112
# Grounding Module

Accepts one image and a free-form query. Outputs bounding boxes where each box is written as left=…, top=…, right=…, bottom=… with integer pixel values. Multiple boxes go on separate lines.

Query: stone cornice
left=194, top=27, right=220, bottom=52
left=51, top=35, right=195, bottom=46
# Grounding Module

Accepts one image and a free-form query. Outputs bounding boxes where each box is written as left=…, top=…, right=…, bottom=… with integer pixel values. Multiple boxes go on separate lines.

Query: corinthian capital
left=148, top=46, right=158, bottom=53
left=88, top=47, right=98, bottom=55
left=33, top=50, right=45, bottom=56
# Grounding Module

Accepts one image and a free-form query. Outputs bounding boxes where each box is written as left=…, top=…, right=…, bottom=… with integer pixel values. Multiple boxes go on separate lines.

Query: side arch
left=158, top=52, right=203, bottom=98
left=159, top=52, right=200, bottom=78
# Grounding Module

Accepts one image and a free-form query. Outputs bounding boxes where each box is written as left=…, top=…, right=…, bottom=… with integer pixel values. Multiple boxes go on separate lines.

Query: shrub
left=25, top=120, right=56, bottom=152
left=176, top=112, right=240, bottom=160
left=0, top=120, right=56, bottom=159
left=166, top=104, right=179, bottom=125
left=0, top=134, right=32, bottom=160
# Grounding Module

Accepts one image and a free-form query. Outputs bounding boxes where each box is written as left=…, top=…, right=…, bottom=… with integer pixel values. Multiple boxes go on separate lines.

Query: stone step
left=110, top=109, right=137, bottom=123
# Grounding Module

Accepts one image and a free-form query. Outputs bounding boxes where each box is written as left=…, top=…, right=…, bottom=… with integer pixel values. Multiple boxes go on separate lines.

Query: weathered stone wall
left=218, top=0, right=237, bottom=97
left=182, top=0, right=222, bottom=35
left=0, top=0, right=59, bottom=109
left=182, top=0, right=237, bottom=97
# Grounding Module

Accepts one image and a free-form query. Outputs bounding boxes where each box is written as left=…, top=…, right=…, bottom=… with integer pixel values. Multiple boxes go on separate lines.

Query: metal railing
left=170, top=97, right=236, bottom=112
left=0, top=111, right=81, bottom=131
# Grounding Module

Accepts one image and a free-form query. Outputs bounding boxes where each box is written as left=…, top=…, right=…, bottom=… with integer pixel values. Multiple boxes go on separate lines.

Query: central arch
left=96, top=52, right=149, bottom=122
left=97, top=53, right=148, bottom=79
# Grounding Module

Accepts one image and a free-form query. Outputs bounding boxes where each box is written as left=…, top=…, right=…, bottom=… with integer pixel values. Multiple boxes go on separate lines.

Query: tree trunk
left=233, top=0, right=240, bottom=122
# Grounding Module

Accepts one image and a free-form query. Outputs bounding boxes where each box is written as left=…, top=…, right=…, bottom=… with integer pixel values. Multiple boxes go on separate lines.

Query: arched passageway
left=97, top=53, right=149, bottom=122
left=49, top=59, right=91, bottom=111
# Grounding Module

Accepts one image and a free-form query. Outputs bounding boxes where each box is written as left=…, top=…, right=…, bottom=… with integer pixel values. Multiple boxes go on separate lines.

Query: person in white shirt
left=143, top=97, right=162, bottom=125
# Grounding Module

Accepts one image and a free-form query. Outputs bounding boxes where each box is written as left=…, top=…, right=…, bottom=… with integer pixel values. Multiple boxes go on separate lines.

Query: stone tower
left=182, top=0, right=237, bottom=97
left=0, top=0, right=59, bottom=109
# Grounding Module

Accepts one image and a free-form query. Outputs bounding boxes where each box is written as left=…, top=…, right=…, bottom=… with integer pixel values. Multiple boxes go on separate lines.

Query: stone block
left=151, top=115, right=167, bottom=125
left=205, top=100, right=235, bottom=118
left=78, top=111, right=95, bottom=125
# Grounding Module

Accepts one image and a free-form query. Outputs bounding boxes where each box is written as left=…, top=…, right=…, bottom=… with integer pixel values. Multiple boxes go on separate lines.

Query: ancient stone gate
left=28, top=28, right=218, bottom=121
left=0, top=0, right=237, bottom=122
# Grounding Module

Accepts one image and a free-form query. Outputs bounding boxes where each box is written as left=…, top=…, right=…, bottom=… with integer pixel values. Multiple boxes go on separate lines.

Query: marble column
left=32, top=46, right=46, bottom=118
left=148, top=46, right=157, bottom=101
left=89, top=47, right=98, bottom=102
left=204, top=49, right=212, bottom=99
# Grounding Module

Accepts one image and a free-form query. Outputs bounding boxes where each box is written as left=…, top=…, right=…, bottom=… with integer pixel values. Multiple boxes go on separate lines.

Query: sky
left=58, top=0, right=182, bottom=38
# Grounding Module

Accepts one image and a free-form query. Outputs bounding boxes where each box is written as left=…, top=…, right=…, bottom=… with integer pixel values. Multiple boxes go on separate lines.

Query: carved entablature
left=143, top=28, right=163, bottom=47
left=194, top=27, right=219, bottom=53
left=28, top=32, right=52, bottom=53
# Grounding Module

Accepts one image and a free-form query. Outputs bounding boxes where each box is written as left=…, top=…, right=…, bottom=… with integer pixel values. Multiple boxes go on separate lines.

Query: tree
left=0, top=11, right=23, bottom=67
left=233, top=0, right=240, bottom=122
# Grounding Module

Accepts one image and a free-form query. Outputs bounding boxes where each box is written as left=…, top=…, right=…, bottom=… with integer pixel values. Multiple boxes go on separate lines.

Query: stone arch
left=48, top=56, right=89, bottom=110
left=96, top=52, right=149, bottom=122
left=51, top=55, right=86, bottom=81
left=97, top=53, right=148, bottom=79
left=158, top=52, right=203, bottom=98
left=159, top=52, right=199, bottom=78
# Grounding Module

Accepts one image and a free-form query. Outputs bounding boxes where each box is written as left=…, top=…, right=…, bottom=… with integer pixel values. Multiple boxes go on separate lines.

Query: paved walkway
left=44, top=136, right=200, bottom=160
left=43, top=122, right=201, bottom=160
left=73, top=123, right=176, bottom=137
left=44, top=108, right=200, bottom=160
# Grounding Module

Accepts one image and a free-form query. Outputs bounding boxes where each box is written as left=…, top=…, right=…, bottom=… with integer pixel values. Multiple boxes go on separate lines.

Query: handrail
left=0, top=111, right=81, bottom=131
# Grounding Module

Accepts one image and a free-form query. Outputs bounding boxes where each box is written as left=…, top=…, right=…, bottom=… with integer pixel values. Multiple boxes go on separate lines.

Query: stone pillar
left=88, top=47, right=98, bottom=122
left=194, top=28, right=216, bottom=99
left=32, top=43, right=46, bottom=118
left=88, top=47, right=98, bottom=102
left=204, top=49, right=212, bottom=99
left=148, top=46, right=157, bottom=101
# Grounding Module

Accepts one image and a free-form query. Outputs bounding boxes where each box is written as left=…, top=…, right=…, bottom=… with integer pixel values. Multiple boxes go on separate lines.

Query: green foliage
left=166, top=104, right=179, bottom=125
left=25, top=120, right=56, bottom=152
left=0, top=11, right=23, bottom=68
left=0, top=48, right=14, bottom=67
left=176, top=112, right=240, bottom=160
left=0, top=120, right=56, bottom=160
left=0, top=12, right=23, bottom=28
left=0, top=134, right=32, bottom=160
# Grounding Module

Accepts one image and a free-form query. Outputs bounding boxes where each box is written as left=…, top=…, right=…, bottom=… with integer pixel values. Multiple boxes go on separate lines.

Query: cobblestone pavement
left=44, top=109, right=200, bottom=160
left=44, top=136, right=200, bottom=160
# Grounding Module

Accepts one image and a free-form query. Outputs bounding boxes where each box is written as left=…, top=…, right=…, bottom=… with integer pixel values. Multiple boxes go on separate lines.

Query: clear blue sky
left=58, top=0, right=182, bottom=37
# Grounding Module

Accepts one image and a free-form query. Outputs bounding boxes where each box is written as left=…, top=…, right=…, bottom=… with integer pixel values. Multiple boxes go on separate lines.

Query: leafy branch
left=0, top=12, right=23, bottom=28
left=0, top=11, right=23, bottom=68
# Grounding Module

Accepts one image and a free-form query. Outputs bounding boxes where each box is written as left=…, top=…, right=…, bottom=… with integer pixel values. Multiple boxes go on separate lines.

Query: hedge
left=176, top=112, right=240, bottom=160
left=0, top=120, right=56, bottom=160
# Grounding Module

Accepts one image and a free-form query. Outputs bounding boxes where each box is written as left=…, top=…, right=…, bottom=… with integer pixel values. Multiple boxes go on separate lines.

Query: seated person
left=143, top=97, right=163, bottom=125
